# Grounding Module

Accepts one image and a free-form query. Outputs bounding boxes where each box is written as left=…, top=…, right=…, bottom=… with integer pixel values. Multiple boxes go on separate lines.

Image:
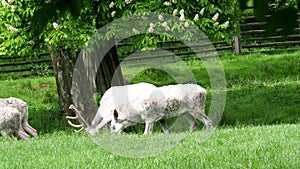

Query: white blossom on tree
left=184, top=21, right=189, bottom=28
left=158, top=14, right=164, bottom=21
left=4, top=23, right=18, bottom=33
left=125, top=0, right=132, bottom=4
left=212, top=13, right=219, bottom=21
left=172, top=9, right=178, bottom=16
left=149, top=23, right=155, bottom=28
left=148, top=26, right=154, bottom=33
left=162, top=21, right=170, bottom=31
left=11, top=5, right=15, bottom=12
left=164, top=25, right=170, bottom=31
left=179, top=14, right=185, bottom=21
left=132, top=28, right=139, bottom=34
left=111, top=11, right=116, bottom=17
left=213, top=22, right=219, bottom=27
left=223, top=21, right=229, bottom=29
left=109, top=2, right=115, bottom=9
left=193, top=14, right=199, bottom=22
left=199, top=7, right=205, bottom=16
left=179, top=9, right=184, bottom=15
left=52, top=22, right=59, bottom=30
left=163, top=1, right=172, bottom=6
left=162, top=21, right=168, bottom=28
left=2, top=0, right=8, bottom=7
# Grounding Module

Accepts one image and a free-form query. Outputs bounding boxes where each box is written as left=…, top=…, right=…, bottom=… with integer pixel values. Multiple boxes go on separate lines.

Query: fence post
left=232, top=35, right=242, bottom=54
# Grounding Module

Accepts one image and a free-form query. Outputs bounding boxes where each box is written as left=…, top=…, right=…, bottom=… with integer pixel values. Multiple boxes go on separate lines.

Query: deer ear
left=113, top=110, right=118, bottom=121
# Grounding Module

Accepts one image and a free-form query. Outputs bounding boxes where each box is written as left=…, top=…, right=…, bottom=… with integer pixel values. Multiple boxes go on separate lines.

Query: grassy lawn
left=0, top=124, right=299, bottom=168
left=124, top=51, right=300, bottom=125
left=0, top=51, right=299, bottom=168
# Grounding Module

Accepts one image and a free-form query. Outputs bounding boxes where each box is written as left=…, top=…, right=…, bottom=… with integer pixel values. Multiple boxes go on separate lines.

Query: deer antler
left=67, top=120, right=83, bottom=128
left=66, top=104, right=89, bottom=132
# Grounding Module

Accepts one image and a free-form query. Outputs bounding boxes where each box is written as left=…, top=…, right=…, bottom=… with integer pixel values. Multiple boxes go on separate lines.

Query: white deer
left=0, top=97, right=38, bottom=140
left=110, top=84, right=213, bottom=134
left=67, top=83, right=212, bottom=135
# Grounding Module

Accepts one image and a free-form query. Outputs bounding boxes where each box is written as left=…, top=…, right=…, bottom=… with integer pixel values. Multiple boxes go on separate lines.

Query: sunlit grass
left=0, top=124, right=299, bottom=168
left=0, top=51, right=299, bottom=168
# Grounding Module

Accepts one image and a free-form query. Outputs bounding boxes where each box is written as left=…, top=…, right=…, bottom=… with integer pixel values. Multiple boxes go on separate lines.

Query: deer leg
left=144, top=121, right=154, bottom=134
left=14, top=130, right=30, bottom=140
left=21, top=106, right=38, bottom=137
left=195, top=112, right=213, bottom=130
left=14, top=121, right=30, bottom=140
left=11, top=110, right=31, bottom=140
left=188, top=115, right=198, bottom=131
left=22, top=122, right=38, bottom=137
left=159, top=119, right=169, bottom=134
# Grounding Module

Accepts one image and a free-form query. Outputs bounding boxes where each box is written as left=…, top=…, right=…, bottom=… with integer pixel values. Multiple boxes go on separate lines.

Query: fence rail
left=117, top=40, right=232, bottom=62
left=0, top=53, right=53, bottom=77
left=233, top=10, right=300, bottom=54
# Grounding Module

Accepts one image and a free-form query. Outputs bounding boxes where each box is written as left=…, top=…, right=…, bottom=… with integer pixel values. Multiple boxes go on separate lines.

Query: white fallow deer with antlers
left=0, top=97, right=38, bottom=140
left=67, top=83, right=213, bottom=135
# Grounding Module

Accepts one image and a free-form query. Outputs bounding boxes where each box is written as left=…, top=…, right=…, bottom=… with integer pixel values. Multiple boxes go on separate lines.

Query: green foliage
left=0, top=0, right=46, bottom=56
left=31, top=63, right=52, bottom=77
left=31, top=0, right=83, bottom=31
left=93, top=92, right=101, bottom=107
left=1, top=0, right=299, bottom=57
left=1, top=0, right=239, bottom=56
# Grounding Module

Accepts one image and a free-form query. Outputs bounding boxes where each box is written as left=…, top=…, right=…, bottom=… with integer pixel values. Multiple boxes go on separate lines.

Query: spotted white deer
left=0, top=97, right=38, bottom=140
left=67, top=83, right=212, bottom=135
left=111, top=84, right=213, bottom=134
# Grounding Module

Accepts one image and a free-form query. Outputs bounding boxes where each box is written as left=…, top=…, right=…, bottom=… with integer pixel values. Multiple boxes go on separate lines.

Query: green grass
left=124, top=51, right=300, bottom=88
left=0, top=124, right=299, bottom=168
left=0, top=51, right=299, bottom=127
left=123, top=51, right=300, bottom=125
left=0, top=51, right=299, bottom=168
left=0, top=77, right=69, bottom=134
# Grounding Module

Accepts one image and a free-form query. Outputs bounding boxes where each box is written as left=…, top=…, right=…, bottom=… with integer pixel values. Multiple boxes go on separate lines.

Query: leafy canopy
left=1, top=0, right=238, bottom=55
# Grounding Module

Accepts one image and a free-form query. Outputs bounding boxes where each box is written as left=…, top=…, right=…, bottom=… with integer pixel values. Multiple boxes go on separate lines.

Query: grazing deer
left=0, top=97, right=38, bottom=140
left=111, top=84, right=213, bottom=134
left=67, top=83, right=212, bottom=135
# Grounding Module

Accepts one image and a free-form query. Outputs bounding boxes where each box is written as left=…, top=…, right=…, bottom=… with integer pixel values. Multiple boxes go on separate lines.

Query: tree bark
left=48, top=38, right=123, bottom=117
left=95, top=44, right=124, bottom=94
left=49, top=48, right=77, bottom=116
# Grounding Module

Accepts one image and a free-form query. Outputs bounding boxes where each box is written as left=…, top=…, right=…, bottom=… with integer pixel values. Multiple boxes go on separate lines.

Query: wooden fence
left=1, top=12, right=300, bottom=76
left=233, top=12, right=300, bottom=54
left=0, top=53, right=52, bottom=77
left=117, top=38, right=232, bottom=62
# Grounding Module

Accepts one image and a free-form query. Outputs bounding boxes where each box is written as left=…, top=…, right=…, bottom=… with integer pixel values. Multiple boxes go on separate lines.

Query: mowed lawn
left=0, top=51, right=299, bottom=168
left=0, top=124, right=299, bottom=169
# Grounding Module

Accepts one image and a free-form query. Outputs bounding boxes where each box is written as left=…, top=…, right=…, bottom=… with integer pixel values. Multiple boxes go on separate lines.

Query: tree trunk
left=48, top=38, right=123, bottom=118
left=95, top=44, right=124, bottom=94
left=49, top=48, right=77, bottom=117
